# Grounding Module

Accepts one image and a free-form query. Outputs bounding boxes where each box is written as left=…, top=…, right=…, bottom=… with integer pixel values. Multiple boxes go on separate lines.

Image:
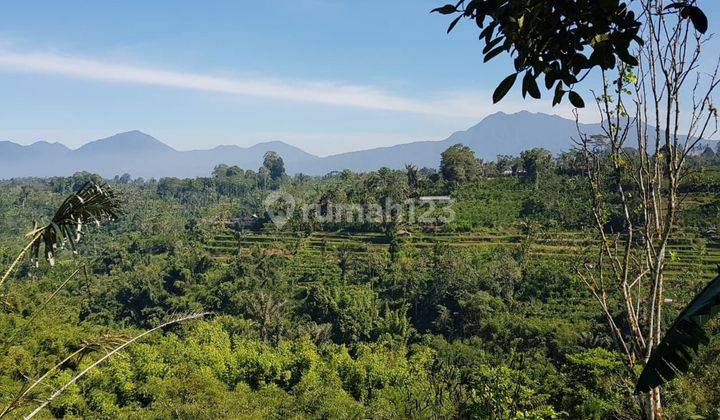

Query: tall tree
left=365, top=168, right=409, bottom=238
left=495, top=155, right=513, bottom=175
left=574, top=1, right=718, bottom=417
left=212, top=164, right=230, bottom=178
left=262, top=151, right=286, bottom=180
left=440, top=144, right=481, bottom=184
left=405, top=164, right=420, bottom=197
left=520, top=148, right=552, bottom=189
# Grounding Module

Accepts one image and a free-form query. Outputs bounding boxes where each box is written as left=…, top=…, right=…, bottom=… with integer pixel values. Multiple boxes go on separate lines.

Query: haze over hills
left=1, top=111, right=711, bottom=179
left=311, top=111, right=596, bottom=173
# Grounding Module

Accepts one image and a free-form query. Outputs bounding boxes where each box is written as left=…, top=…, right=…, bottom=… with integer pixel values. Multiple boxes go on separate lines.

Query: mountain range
left=0, top=111, right=714, bottom=179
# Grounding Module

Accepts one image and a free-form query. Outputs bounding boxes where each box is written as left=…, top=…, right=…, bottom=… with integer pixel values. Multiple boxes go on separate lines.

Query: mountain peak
left=247, top=141, right=319, bottom=161
left=76, top=131, right=175, bottom=154
left=28, top=141, right=71, bottom=154
left=30, top=140, right=66, bottom=146
left=119, top=130, right=158, bottom=138
left=252, top=140, right=294, bottom=148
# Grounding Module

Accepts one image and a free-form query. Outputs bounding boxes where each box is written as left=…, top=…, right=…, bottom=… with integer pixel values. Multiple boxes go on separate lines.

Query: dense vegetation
left=1, top=146, right=719, bottom=418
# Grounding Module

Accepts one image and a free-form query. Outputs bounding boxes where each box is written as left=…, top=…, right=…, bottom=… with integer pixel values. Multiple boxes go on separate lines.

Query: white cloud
left=0, top=49, right=596, bottom=122
left=0, top=50, right=433, bottom=113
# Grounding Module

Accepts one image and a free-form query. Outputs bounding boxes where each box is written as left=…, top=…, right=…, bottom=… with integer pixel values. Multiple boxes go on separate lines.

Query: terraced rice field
left=204, top=228, right=720, bottom=283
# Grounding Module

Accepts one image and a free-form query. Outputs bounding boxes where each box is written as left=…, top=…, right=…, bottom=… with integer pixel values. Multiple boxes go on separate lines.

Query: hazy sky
left=0, top=1, right=718, bottom=155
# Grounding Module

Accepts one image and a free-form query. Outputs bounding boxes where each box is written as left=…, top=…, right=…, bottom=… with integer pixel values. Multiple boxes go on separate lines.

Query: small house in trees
left=418, top=196, right=452, bottom=204
left=229, top=214, right=259, bottom=233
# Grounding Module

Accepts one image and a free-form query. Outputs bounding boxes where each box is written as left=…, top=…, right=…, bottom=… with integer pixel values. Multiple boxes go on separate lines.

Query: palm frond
left=29, top=182, right=122, bottom=266
left=636, top=274, right=720, bottom=393
left=0, top=182, right=122, bottom=288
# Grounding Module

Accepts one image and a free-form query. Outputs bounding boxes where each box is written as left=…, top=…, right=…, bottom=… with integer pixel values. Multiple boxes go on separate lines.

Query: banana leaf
left=636, top=273, right=720, bottom=393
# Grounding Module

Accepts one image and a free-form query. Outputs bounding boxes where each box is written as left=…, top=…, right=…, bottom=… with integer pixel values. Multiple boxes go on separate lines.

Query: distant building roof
left=241, top=214, right=258, bottom=223
left=418, top=196, right=452, bottom=203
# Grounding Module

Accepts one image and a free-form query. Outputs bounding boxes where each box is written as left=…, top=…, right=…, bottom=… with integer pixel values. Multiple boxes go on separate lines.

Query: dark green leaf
left=431, top=4, right=457, bottom=15
left=493, top=73, right=517, bottom=103
left=553, top=84, right=566, bottom=106
left=561, top=73, right=578, bottom=85
left=571, top=53, right=590, bottom=73
left=483, top=37, right=503, bottom=54
left=616, top=48, right=639, bottom=67
left=478, top=23, right=495, bottom=42
left=522, top=71, right=541, bottom=99
left=545, top=72, right=557, bottom=90
left=590, top=42, right=616, bottom=70
left=681, top=6, right=708, bottom=34
left=568, top=91, right=585, bottom=108
left=483, top=45, right=507, bottom=62
left=447, top=15, right=463, bottom=33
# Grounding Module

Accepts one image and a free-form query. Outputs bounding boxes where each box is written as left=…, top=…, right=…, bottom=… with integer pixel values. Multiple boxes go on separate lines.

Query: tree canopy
left=440, top=144, right=482, bottom=183
left=433, top=0, right=708, bottom=107
left=263, top=151, right=286, bottom=180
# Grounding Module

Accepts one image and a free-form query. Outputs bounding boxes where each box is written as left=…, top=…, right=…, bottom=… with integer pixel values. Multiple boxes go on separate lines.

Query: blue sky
left=0, top=1, right=719, bottom=155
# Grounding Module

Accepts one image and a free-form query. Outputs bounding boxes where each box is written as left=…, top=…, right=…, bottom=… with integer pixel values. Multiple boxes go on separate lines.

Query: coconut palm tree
left=0, top=182, right=121, bottom=288
left=248, top=292, right=285, bottom=343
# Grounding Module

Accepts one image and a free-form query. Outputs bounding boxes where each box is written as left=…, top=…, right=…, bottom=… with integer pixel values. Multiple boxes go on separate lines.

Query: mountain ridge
left=2, top=112, right=711, bottom=179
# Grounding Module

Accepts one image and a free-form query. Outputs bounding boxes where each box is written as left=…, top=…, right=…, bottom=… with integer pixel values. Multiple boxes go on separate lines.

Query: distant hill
left=312, top=111, right=597, bottom=173
left=1, top=111, right=712, bottom=179
left=0, top=132, right=318, bottom=179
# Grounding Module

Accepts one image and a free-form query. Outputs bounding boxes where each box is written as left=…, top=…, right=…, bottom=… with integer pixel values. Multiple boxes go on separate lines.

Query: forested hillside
left=1, top=145, right=719, bottom=418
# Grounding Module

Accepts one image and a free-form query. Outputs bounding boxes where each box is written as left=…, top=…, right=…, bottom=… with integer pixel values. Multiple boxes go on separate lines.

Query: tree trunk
left=645, top=388, right=662, bottom=419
